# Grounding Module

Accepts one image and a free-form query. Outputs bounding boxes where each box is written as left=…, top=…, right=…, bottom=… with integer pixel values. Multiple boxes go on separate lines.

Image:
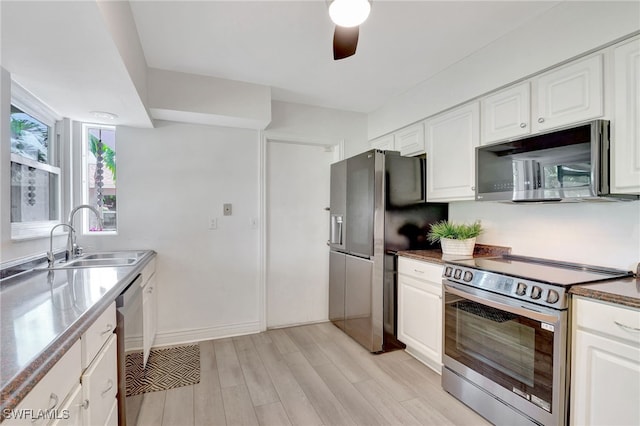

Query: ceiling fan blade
left=333, top=25, right=359, bottom=60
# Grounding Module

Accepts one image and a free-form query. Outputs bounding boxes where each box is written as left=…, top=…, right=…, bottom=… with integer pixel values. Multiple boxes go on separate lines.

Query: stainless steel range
left=441, top=255, right=633, bottom=426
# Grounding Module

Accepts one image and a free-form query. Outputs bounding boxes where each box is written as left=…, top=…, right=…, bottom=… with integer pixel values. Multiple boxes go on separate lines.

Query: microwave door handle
left=443, top=282, right=560, bottom=325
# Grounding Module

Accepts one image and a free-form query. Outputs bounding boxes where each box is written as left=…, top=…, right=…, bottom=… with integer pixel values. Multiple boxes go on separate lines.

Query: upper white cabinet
left=426, top=102, right=479, bottom=201
left=571, top=296, right=640, bottom=426
left=395, top=123, right=425, bottom=156
left=481, top=82, right=531, bottom=144
left=611, top=37, right=640, bottom=194
left=370, top=134, right=395, bottom=151
left=534, top=54, right=604, bottom=131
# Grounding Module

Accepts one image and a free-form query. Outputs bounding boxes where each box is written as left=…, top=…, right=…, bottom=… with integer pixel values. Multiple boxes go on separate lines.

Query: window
left=81, top=124, right=117, bottom=233
left=10, top=100, right=61, bottom=239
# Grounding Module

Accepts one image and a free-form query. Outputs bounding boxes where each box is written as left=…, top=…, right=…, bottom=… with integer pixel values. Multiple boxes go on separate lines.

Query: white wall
left=450, top=201, right=640, bottom=271
left=268, top=100, right=369, bottom=158
left=369, top=1, right=640, bottom=139
left=79, top=121, right=262, bottom=343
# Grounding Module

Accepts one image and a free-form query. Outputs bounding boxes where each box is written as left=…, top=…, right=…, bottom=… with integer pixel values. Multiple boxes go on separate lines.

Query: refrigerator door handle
left=330, top=215, right=343, bottom=245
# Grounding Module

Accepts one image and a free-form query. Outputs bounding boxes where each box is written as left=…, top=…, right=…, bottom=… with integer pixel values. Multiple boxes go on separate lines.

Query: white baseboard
left=267, top=318, right=329, bottom=330
left=153, top=321, right=262, bottom=348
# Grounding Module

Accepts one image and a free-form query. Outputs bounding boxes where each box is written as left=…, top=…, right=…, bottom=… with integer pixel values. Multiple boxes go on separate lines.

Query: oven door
left=443, top=280, right=567, bottom=426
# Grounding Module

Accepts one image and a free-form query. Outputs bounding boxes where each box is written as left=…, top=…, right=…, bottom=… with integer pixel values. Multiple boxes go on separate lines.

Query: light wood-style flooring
left=137, top=322, right=490, bottom=426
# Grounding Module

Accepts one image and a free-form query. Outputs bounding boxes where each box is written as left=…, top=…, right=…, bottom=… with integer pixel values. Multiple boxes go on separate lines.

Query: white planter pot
left=440, top=237, right=476, bottom=256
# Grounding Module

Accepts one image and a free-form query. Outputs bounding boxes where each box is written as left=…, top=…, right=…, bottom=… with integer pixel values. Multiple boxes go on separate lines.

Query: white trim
left=259, top=131, right=343, bottom=330
left=152, top=321, right=261, bottom=348
left=258, top=130, right=267, bottom=332
left=10, top=80, right=62, bottom=124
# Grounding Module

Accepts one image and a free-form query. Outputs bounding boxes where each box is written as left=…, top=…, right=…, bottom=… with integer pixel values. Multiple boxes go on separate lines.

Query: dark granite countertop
left=570, top=277, right=640, bottom=310
left=397, top=243, right=512, bottom=265
left=0, top=250, right=156, bottom=418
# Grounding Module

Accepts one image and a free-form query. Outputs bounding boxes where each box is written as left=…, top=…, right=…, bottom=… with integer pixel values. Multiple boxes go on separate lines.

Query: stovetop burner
left=443, top=254, right=633, bottom=309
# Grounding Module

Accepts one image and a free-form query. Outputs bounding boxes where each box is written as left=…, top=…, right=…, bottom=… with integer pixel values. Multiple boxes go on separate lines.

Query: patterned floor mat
left=126, top=345, right=200, bottom=396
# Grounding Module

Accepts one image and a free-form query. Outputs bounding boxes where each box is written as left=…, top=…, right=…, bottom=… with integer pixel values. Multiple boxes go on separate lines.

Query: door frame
left=259, top=131, right=344, bottom=331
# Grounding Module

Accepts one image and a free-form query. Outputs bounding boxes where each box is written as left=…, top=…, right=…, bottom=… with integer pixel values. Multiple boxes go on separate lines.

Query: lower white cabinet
left=81, top=334, right=117, bottom=426
left=5, top=341, right=82, bottom=425
left=143, top=272, right=158, bottom=366
left=141, top=258, right=158, bottom=367
left=571, top=296, right=640, bottom=426
left=50, top=384, right=83, bottom=426
left=397, top=257, right=443, bottom=373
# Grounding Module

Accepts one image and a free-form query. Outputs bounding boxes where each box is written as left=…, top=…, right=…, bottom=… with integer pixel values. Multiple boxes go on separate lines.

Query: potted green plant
left=427, top=220, right=483, bottom=256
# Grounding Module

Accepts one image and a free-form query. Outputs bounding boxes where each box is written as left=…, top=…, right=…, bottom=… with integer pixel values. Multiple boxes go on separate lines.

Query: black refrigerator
left=328, top=149, right=448, bottom=352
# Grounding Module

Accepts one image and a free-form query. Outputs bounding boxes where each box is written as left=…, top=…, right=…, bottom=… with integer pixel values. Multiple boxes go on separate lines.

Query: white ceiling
left=1, top=1, right=563, bottom=127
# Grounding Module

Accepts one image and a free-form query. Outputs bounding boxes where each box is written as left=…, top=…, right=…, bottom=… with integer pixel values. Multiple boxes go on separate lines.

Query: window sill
left=83, top=230, right=118, bottom=237
left=11, top=221, right=65, bottom=241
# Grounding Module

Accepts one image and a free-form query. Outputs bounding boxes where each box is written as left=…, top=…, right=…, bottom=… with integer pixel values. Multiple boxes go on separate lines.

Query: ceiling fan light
left=329, top=0, right=370, bottom=28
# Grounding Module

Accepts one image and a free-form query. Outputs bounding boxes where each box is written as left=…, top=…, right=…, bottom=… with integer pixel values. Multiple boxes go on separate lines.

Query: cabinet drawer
left=398, top=257, right=442, bottom=283
left=81, top=303, right=116, bottom=369
left=7, top=341, right=81, bottom=426
left=81, top=334, right=117, bottom=426
left=574, top=296, right=640, bottom=344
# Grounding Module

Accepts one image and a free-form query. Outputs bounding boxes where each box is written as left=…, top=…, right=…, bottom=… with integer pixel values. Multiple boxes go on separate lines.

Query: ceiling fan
left=328, top=0, right=371, bottom=60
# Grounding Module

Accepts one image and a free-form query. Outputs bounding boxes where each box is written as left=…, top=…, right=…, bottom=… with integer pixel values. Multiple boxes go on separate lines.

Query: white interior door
left=266, top=140, right=337, bottom=328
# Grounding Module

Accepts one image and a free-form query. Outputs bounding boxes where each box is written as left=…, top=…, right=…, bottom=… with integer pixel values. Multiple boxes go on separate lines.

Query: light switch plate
left=223, top=203, right=232, bottom=216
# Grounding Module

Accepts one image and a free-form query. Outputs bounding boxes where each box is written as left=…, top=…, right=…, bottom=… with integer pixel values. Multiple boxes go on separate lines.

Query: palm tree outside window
left=83, top=124, right=117, bottom=232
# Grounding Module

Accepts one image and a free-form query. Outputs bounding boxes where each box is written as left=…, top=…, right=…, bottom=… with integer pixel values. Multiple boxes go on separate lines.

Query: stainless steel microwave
left=475, top=120, right=638, bottom=202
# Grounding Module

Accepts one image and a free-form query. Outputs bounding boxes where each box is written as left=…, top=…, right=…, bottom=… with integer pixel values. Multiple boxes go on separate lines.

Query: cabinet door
left=397, top=273, right=442, bottom=373
left=426, top=102, right=479, bottom=201
left=571, top=329, right=640, bottom=426
left=535, top=55, right=603, bottom=131
left=371, top=134, right=395, bottom=151
left=81, top=334, right=117, bottom=426
left=49, top=384, right=84, bottom=426
left=481, top=82, right=531, bottom=144
left=612, top=37, right=640, bottom=194
left=5, top=342, right=81, bottom=426
left=396, top=123, right=425, bottom=156
left=143, top=273, right=158, bottom=367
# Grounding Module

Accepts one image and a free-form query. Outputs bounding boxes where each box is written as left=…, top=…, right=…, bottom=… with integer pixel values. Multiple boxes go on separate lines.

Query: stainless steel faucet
left=67, top=204, right=104, bottom=259
left=47, top=223, right=76, bottom=267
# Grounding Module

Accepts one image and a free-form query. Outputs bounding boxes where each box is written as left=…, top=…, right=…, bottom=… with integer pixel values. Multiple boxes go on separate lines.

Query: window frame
left=80, top=122, right=117, bottom=236
left=9, top=82, right=64, bottom=240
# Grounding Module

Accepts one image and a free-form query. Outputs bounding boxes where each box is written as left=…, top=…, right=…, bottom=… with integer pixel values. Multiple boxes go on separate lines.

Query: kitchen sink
left=81, top=251, right=147, bottom=261
left=40, top=251, right=146, bottom=269
left=63, top=258, right=137, bottom=268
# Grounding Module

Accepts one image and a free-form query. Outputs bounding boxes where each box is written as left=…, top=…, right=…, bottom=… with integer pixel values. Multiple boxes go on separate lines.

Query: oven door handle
left=444, top=282, right=561, bottom=325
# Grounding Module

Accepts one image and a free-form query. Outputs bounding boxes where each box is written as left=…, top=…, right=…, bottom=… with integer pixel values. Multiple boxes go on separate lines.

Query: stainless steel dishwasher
left=116, top=274, right=144, bottom=426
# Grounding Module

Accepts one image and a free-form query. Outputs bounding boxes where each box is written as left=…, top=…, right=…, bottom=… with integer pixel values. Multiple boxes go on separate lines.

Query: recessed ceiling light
left=89, top=111, right=118, bottom=120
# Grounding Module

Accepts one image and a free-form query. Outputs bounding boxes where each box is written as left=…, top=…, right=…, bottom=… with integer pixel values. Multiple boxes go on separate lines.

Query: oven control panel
left=443, top=265, right=567, bottom=309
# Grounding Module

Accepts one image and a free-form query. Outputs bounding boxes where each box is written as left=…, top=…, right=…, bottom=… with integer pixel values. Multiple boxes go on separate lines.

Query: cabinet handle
left=101, top=379, right=114, bottom=396
left=47, top=393, right=59, bottom=410
left=79, top=399, right=90, bottom=410
left=471, top=186, right=476, bottom=191
left=101, top=324, right=114, bottom=335
left=614, top=321, right=640, bottom=332
left=146, top=286, right=154, bottom=293
left=414, top=269, right=424, bottom=274
left=519, top=122, right=527, bottom=128
left=537, top=117, right=545, bottom=123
